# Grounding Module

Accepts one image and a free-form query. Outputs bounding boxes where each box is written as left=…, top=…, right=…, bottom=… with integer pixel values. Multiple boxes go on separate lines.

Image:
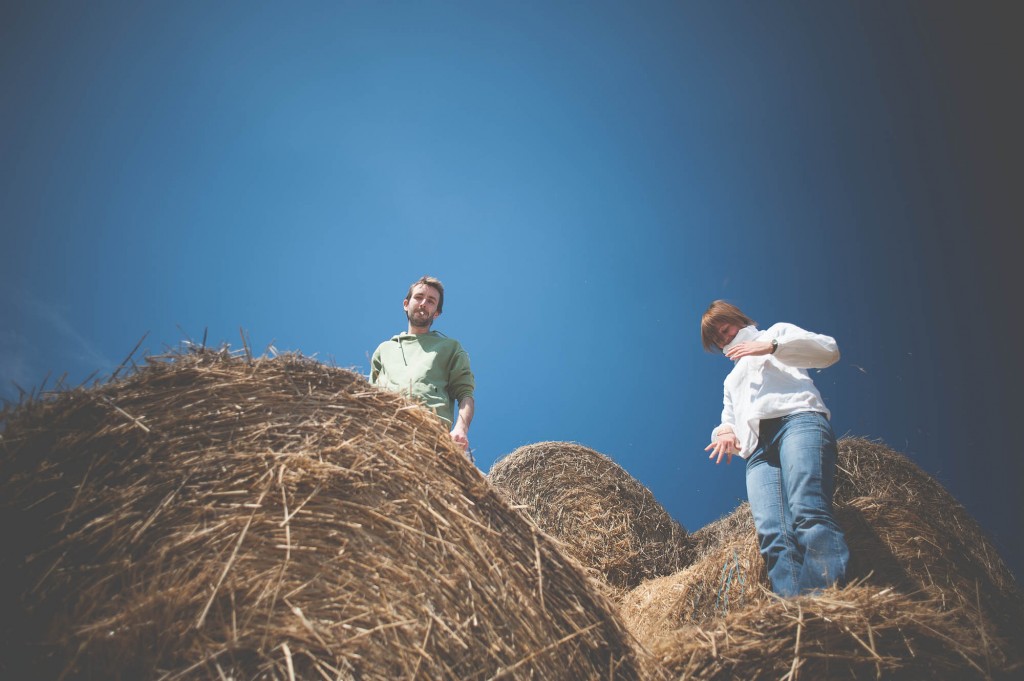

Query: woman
left=701, top=300, right=849, bottom=597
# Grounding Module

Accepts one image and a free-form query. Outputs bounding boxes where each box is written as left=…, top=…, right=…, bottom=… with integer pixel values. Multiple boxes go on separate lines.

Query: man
left=370, top=276, right=476, bottom=452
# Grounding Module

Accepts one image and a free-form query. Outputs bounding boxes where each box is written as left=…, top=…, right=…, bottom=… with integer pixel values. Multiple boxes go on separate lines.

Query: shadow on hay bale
left=487, top=441, right=688, bottom=591
left=618, top=438, right=1023, bottom=679
left=836, top=438, right=1021, bottom=597
left=836, top=438, right=1024, bottom=668
left=618, top=502, right=763, bottom=642
left=0, top=349, right=646, bottom=680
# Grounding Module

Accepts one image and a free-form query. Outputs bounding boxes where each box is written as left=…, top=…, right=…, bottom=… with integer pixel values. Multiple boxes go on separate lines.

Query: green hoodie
left=370, top=331, right=475, bottom=426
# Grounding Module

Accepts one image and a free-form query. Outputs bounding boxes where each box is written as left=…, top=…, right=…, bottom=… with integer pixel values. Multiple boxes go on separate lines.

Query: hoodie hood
left=390, top=330, right=441, bottom=342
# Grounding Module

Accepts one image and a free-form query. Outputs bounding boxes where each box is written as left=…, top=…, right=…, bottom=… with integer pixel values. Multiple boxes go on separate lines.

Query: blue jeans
left=745, top=411, right=849, bottom=597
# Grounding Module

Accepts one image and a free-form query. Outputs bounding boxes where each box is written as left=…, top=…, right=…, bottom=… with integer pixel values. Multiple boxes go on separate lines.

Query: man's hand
left=450, top=395, right=474, bottom=453
left=450, top=425, right=469, bottom=451
left=705, top=431, right=740, bottom=464
left=724, top=340, right=774, bottom=361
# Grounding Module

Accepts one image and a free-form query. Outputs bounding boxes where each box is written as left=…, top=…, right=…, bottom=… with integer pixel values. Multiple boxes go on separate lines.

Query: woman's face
left=716, top=322, right=741, bottom=349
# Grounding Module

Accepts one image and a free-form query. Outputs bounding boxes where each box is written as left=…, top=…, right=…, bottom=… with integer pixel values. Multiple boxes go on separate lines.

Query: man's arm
left=369, top=346, right=382, bottom=384
left=450, top=395, right=474, bottom=449
left=446, top=342, right=475, bottom=450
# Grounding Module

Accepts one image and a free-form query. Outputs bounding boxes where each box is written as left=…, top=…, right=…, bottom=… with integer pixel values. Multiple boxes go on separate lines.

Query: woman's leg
left=777, top=411, right=849, bottom=593
left=746, top=418, right=802, bottom=597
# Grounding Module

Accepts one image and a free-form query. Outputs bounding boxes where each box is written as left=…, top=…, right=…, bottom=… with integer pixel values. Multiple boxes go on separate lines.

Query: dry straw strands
left=619, top=438, right=1024, bottom=680
left=0, top=349, right=644, bottom=680
left=618, top=502, right=764, bottom=646
left=4, top=349, right=1021, bottom=681
left=835, top=439, right=1022, bottom=620
left=645, top=584, right=1005, bottom=681
left=834, top=438, right=1024, bottom=675
left=487, top=441, right=688, bottom=591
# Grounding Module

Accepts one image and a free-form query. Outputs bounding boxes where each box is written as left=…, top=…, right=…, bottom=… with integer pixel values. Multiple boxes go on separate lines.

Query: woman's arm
left=706, top=385, right=740, bottom=464
left=724, top=323, right=839, bottom=369
left=771, top=322, right=839, bottom=368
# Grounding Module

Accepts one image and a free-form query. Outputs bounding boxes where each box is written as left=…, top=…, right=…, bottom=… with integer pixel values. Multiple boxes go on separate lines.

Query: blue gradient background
left=3, top=2, right=1022, bottom=580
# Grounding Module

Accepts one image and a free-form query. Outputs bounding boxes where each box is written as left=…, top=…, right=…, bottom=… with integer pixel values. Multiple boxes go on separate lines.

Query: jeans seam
left=776, top=448, right=799, bottom=593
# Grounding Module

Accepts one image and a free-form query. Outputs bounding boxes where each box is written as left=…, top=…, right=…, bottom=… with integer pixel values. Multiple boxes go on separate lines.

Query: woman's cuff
left=712, top=425, right=735, bottom=439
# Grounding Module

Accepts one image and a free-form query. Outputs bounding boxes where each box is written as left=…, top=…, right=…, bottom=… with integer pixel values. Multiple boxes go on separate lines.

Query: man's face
left=404, top=284, right=441, bottom=329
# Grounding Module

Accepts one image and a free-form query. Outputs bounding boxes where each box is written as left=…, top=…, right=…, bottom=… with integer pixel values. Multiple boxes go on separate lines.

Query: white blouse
left=712, top=323, right=840, bottom=458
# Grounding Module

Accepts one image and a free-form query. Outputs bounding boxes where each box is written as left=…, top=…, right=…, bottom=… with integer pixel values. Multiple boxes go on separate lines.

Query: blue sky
left=3, top=2, right=1022, bottom=580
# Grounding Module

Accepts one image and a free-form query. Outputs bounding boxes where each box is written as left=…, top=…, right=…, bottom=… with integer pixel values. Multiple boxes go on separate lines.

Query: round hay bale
left=618, top=437, right=1023, bottom=679
left=836, top=438, right=1024, bottom=654
left=0, top=350, right=645, bottom=680
left=621, top=439, right=1023, bottom=634
left=646, top=584, right=1007, bottom=680
left=836, top=437, right=1018, bottom=597
left=618, top=503, right=765, bottom=641
left=487, top=441, right=688, bottom=590
left=836, top=436, right=988, bottom=507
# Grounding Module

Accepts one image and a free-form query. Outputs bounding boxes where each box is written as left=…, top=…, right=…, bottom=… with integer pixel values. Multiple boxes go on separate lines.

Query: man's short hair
left=405, top=275, right=445, bottom=314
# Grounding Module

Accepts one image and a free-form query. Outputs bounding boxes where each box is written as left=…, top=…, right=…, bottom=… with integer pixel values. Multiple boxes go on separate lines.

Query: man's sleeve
left=370, top=346, right=382, bottom=384
left=447, top=345, right=475, bottom=401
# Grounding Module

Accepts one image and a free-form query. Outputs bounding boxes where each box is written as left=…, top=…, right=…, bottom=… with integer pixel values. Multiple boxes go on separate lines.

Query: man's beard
left=407, top=310, right=434, bottom=329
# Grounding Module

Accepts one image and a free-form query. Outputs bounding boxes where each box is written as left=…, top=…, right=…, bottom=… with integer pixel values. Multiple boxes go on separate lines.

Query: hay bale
left=619, top=438, right=1024, bottom=679
left=0, top=349, right=645, bottom=680
left=835, top=438, right=1020, bottom=599
left=835, top=436, right=969, bottom=504
left=836, top=438, right=1024, bottom=651
left=487, top=441, right=688, bottom=591
left=646, top=584, right=1007, bottom=680
left=618, top=503, right=765, bottom=642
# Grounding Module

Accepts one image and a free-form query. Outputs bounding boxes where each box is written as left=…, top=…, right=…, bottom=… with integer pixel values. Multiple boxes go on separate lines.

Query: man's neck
left=407, top=324, right=433, bottom=335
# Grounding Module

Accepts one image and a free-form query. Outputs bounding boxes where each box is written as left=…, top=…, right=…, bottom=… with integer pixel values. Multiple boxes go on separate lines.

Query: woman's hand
left=724, top=340, right=774, bottom=361
left=705, top=431, right=741, bottom=464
